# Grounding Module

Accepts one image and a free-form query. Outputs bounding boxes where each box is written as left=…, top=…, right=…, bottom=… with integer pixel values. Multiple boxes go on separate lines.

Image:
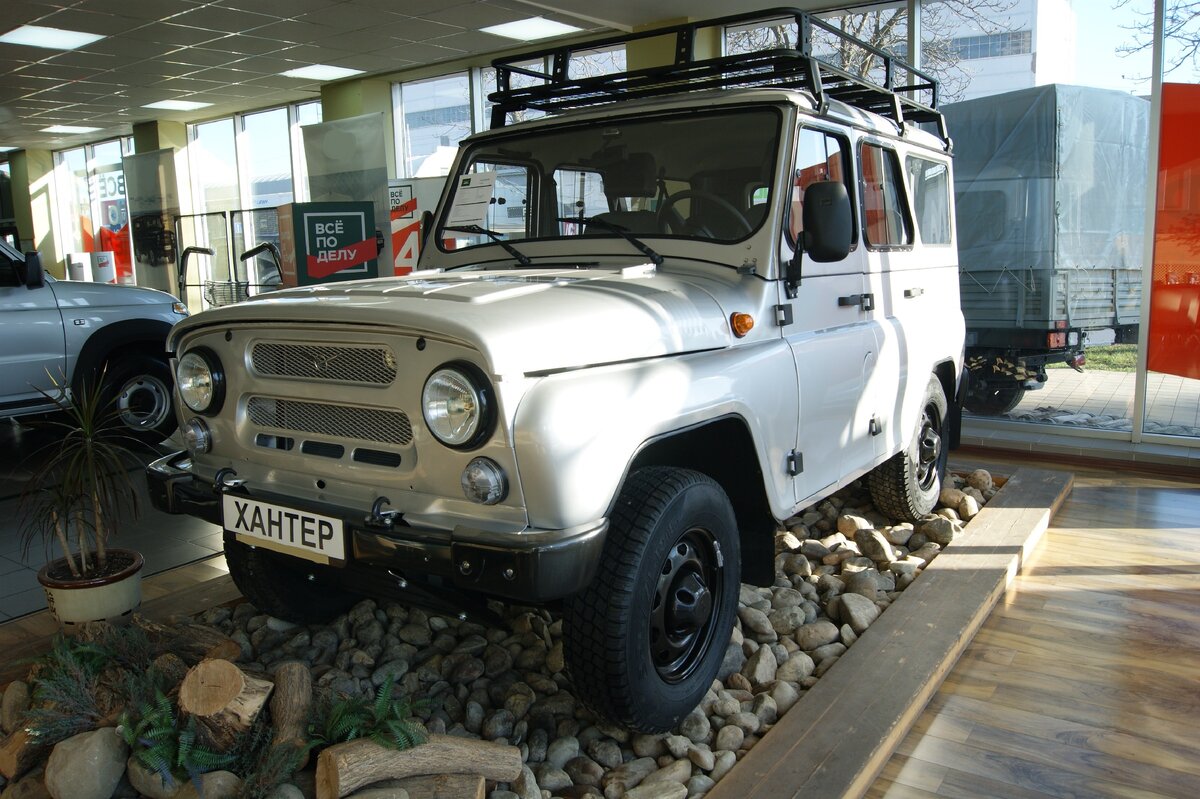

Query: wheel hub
left=649, top=530, right=720, bottom=683
left=915, top=410, right=942, bottom=489
left=117, top=375, right=171, bottom=431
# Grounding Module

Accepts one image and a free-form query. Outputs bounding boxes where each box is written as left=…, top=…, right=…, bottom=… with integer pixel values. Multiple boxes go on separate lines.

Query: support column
left=9, top=149, right=61, bottom=277
left=320, top=78, right=397, bottom=177
left=907, top=0, right=922, bottom=69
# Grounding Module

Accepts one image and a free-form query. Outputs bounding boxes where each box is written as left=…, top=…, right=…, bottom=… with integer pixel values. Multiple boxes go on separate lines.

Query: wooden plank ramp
left=707, top=466, right=1073, bottom=799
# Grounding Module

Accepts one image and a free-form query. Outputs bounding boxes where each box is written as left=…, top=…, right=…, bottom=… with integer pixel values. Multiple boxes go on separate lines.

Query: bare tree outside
left=725, top=1, right=1019, bottom=102
left=1116, top=0, right=1200, bottom=78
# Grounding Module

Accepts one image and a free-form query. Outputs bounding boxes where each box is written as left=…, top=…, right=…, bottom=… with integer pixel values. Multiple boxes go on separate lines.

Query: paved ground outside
left=971, top=367, right=1200, bottom=437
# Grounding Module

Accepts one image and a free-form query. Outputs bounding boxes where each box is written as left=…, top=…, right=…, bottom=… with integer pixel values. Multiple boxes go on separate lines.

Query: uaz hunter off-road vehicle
left=149, top=9, right=965, bottom=732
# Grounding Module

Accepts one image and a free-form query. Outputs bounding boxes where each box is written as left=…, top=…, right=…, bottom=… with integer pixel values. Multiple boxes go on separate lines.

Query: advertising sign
left=278, top=201, right=378, bottom=287
left=387, top=177, right=445, bottom=276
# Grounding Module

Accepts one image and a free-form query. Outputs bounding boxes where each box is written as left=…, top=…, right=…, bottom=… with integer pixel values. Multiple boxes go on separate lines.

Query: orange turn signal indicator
left=730, top=312, right=754, bottom=338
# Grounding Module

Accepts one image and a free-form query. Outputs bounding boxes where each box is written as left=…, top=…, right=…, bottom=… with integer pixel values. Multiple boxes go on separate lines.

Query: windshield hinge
left=787, top=450, right=803, bottom=476
left=737, top=258, right=757, bottom=275
left=775, top=304, right=793, bottom=327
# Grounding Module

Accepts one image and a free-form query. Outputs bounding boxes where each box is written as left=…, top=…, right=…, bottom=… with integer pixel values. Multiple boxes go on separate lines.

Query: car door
left=0, top=251, right=65, bottom=411
left=783, top=126, right=874, bottom=505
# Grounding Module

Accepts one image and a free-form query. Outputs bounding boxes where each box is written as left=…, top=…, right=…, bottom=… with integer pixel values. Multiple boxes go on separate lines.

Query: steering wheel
left=656, top=189, right=752, bottom=237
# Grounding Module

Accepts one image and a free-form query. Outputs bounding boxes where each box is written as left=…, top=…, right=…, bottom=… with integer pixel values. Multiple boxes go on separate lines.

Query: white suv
left=149, top=10, right=964, bottom=732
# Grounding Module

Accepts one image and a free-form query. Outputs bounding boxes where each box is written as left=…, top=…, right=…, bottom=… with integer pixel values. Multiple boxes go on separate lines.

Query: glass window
left=240, top=107, right=293, bottom=209
left=859, top=143, right=911, bottom=248
left=396, top=73, right=471, bottom=178
left=568, top=45, right=626, bottom=79
left=90, top=139, right=133, bottom=281
left=480, top=59, right=549, bottom=128
left=790, top=128, right=850, bottom=246
left=190, top=118, right=239, bottom=213
left=54, top=147, right=91, bottom=255
left=905, top=155, right=951, bottom=245
left=291, top=100, right=322, bottom=201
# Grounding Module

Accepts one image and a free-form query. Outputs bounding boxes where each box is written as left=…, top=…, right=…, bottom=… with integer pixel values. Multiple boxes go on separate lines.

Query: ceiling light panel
left=481, top=17, right=582, bottom=41
left=0, top=25, right=106, bottom=51
left=143, top=99, right=212, bottom=110
left=41, top=125, right=101, bottom=133
left=280, top=64, right=363, bottom=81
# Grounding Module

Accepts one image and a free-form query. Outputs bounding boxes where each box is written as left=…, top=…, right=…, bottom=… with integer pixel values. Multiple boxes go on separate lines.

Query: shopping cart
left=177, top=242, right=281, bottom=309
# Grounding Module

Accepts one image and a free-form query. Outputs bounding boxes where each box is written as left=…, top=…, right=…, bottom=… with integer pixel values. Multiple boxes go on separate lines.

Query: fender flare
left=72, top=318, right=173, bottom=395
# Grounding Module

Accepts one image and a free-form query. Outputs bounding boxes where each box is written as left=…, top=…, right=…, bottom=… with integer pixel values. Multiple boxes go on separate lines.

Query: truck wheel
left=99, top=354, right=178, bottom=446
left=869, top=376, right=948, bottom=522
left=963, top=376, right=1025, bottom=416
left=563, top=467, right=740, bottom=733
left=224, top=537, right=357, bottom=624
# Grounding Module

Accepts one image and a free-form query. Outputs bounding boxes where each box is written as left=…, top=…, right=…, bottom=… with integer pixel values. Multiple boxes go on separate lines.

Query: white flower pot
left=37, top=548, right=144, bottom=629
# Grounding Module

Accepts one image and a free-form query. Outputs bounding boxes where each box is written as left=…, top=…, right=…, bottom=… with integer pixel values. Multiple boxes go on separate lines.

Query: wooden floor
left=869, top=454, right=1200, bottom=799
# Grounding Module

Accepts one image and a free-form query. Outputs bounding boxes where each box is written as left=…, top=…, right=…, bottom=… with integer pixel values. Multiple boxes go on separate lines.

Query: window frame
left=903, top=153, right=953, bottom=247
left=856, top=139, right=913, bottom=251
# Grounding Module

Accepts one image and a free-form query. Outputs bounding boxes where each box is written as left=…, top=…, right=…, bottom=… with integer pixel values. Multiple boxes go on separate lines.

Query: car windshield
left=437, top=106, right=782, bottom=256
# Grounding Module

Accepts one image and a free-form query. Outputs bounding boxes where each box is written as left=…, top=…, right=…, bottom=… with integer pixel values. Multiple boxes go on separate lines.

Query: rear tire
left=563, top=467, right=740, bottom=733
left=224, top=537, right=357, bottom=624
left=869, top=376, right=948, bottom=522
left=963, top=372, right=1025, bottom=416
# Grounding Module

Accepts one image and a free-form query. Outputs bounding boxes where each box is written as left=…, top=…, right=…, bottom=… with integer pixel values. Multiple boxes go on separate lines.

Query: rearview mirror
left=801, top=181, right=852, bottom=263
left=18, top=251, right=45, bottom=290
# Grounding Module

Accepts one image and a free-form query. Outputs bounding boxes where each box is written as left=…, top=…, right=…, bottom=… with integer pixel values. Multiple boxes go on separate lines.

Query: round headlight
left=177, top=348, right=224, bottom=415
left=422, top=364, right=493, bottom=449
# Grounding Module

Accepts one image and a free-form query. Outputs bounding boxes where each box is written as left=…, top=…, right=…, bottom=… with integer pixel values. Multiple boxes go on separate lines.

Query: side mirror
left=801, top=181, right=853, bottom=264
left=19, top=251, right=45, bottom=290
left=420, top=210, right=434, bottom=250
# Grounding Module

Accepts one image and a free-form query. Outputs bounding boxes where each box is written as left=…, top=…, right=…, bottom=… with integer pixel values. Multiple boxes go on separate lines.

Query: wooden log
left=269, top=661, right=313, bottom=770
left=133, top=615, right=242, bottom=664
left=315, top=735, right=522, bottom=799
left=0, top=729, right=47, bottom=781
left=178, top=659, right=273, bottom=752
left=151, top=652, right=189, bottom=691
left=391, top=774, right=485, bottom=799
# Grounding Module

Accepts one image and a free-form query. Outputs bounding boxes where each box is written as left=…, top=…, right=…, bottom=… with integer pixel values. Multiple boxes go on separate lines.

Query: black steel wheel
left=869, top=376, right=949, bottom=522
left=563, top=467, right=739, bottom=732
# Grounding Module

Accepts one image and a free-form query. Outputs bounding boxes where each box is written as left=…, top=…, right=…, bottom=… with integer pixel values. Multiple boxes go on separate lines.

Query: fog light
left=182, top=417, right=211, bottom=455
left=461, top=458, right=507, bottom=505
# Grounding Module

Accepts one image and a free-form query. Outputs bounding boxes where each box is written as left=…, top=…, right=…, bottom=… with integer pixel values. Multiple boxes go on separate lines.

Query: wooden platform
left=708, top=466, right=1073, bottom=799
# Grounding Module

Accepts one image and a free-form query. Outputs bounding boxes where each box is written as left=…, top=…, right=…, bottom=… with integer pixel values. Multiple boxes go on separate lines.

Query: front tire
left=99, top=354, right=178, bottom=446
left=869, top=376, right=948, bottom=522
left=224, top=538, right=357, bottom=624
left=563, top=467, right=740, bottom=733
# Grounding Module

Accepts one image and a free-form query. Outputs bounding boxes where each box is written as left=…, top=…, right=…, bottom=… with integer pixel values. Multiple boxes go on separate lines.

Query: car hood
left=170, top=265, right=734, bottom=375
left=50, top=278, right=179, bottom=309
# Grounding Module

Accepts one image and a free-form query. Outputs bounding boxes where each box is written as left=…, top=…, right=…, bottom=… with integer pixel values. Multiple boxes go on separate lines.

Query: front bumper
left=147, top=451, right=606, bottom=602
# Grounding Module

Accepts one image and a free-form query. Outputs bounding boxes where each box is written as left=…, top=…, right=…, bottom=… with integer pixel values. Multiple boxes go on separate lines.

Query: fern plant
left=119, top=690, right=235, bottom=790
left=309, top=676, right=427, bottom=751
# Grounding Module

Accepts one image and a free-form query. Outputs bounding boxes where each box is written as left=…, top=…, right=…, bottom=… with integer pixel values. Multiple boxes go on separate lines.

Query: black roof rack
left=489, top=7, right=947, bottom=143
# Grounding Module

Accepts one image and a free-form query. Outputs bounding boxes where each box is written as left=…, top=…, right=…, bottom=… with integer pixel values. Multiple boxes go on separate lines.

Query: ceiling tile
left=222, top=54, right=304, bottom=75
left=42, top=50, right=120, bottom=70
left=2, top=2, right=53, bottom=27
left=14, top=63, right=105, bottom=81
left=294, top=5, right=392, bottom=34
left=243, top=19, right=328, bottom=45
left=168, top=6, right=281, bottom=34
left=122, top=23, right=227, bottom=47
left=79, top=37, right=178, bottom=59
left=165, top=46, right=245, bottom=67
left=206, top=34, right=286, bottom=57
left=75, top=0, right=199, bottom=22
left=272, top=44, right=359, bottom=65
left=187, top=66, right=255, bottom=85
left=428, top=30, right=515, bottom=53
left=211, top=0, right=340, bottom=16
left=419, top=2, right=524, bottom=29
left=373, top=18, right=462, bottom=43
left=371, top=42, right=466, bottom=65
left=34, top=8, right=147, bottom=36
left=331, top=53, right=407, bottom=73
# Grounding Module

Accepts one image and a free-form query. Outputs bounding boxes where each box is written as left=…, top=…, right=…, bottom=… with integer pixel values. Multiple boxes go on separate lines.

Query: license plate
left=223, top=494, right=345, bottom=563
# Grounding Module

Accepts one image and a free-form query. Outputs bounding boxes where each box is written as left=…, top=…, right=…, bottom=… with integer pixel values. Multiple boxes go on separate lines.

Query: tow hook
left=366, top=496, right=401, bottom=529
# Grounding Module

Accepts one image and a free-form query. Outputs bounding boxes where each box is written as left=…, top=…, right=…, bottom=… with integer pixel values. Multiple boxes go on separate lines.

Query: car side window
left=789, top=128, right=853, bottom=247
left=905, top=155, right=952, bottom=245
left=859, top=143, right=912, bottom=248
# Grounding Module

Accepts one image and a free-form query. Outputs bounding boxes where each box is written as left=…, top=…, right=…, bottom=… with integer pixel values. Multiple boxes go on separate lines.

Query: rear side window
left=789, top=128, right=853, bottom=246
left=905, top=156, right=952, bottom=245
left=859, top=143, right=911, bottom=248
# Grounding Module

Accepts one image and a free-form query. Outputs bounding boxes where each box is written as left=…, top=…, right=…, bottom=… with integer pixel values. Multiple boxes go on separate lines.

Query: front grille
left=247, top=397, right=413, bottom=446
left=251, top=342, right=397, bottom=385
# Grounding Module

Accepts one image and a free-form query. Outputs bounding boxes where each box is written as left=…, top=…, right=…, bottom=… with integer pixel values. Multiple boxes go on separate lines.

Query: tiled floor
left=0, top=419, right=221, bottom=621
left=999, top=368, right=1200, bottom=431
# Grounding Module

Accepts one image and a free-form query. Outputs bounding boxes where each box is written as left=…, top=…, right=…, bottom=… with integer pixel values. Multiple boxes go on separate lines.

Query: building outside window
left=52, top=137, right=135, bottom=282
left=395, top=73, right=472, bottom=179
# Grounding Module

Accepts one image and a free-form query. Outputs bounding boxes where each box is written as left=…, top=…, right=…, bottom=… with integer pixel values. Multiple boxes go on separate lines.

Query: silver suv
left=149, top=9, right=965, bottom=731
left=1, top=241, right=186, bottom=444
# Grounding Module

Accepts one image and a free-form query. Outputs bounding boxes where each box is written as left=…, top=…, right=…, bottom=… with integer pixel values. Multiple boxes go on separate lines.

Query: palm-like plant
left=19, top=371, right=143, bottom=578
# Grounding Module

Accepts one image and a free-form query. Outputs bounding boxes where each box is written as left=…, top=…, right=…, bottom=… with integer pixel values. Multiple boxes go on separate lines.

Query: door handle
left=904, top=287, right=924, bottom=298
left=838, top=293, right=874, bottom=311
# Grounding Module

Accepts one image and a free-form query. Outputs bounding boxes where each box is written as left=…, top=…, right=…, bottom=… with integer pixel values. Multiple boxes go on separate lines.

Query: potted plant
left=20, top=372, right=147, bottom=627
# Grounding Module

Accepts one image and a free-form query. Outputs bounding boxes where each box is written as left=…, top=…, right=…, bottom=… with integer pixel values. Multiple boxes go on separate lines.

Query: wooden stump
left=269, top=661, right=313, bottom=769
left=178, top=659, right=273, bottom=751
left=133, top=616, right=242, bottom=664
left=0, top=729, right=47, bottom=780
left=315, top=735, right=522, bottom=799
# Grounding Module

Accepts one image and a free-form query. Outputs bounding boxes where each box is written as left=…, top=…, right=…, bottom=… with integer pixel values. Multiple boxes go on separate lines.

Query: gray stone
left=840, top=624, right=859, bottom=647
left=513, top=766, right=541, bottom=799
left=815, top=574, right=844, bottom=596
left=354, top=619, right=384, bottom=645
left=664, top=734, right=691, bottom=759
left=776, top=553, right=812, bottom=578
left=919, top=517, right=959, bottom=546
left=709, top=751, right=737, bottom=781
left=1, top=681, right=30, bottom=736
left=601, top=757, right=658, bottom=793
left=811, top=642, right=847, bottom=662
left=958, top=495, right=981, bottom=520
left=775, top=651, right=815, bottom=683
left=717, top=642, right=746, bottom=680
left=643, top=758, right=692, bottom=785
left=175, top=771, right=241, bottom=799
left=371, top=659, right=410, bottom=687
left=266, top=786, right=304, bottom=799
left=713, top=724, right=744, bottom=753
left=736, top=607, right=776, bottom=641
left=625, top=783, right=687, bottom=799
left=909, top=542, right=941, bottom=562
left=770, top=587, right=805, bottom=609
left=465, top=701, right=485, bottom=734
left=44, top=728, right=127, bottom=799
left=844, top=569, right=879, bottom=599
left=546, top=641, right=565, bottom=674
left=679, top=708, right=710, bottom=743
left=771, top=679, right=802, bottom=714
left=839, top=592, right=880, bottom=634
left=726, top=711, right=761, bottom=736
left=854, top=529, right=896, bottom=565
left=882, top=523, right=914, bottom=546
left=837, top=514, right=872, bottom=535
left=2, top=767, right=51, bottom=799
left=565, top=755, right=605, bottom=787
left=396, top=623, right=432, bottom=646
left=532, top=764, right=571, bottom=793
left=967, top=469, right=993, bottom=492
left=483, top=645, right=513, bottom=677
left=588, top=739, right=623, bottom=769
left=687, top=774, right=716, bottom=797
left=546, top=736, right=580, bottom=769
left=794, top=620, right=839, bottom=651
left=888, top=559, right=922, bottom=577
left=938, top=486, right=966, bottom=507
left=740, top=645, right=777, bottom=687
left=632, top=734, right=666, bottom=759
left=125, top=757, right=179, bottom=799
left=767, top=606, right=807, bottom=635
left=490, top=791, right=520, bottom=799
left=751, top=693, right=778, bottom=725
left=686, top=743, right=715, bottom=771
left=483, top=709, right=516, bottom=740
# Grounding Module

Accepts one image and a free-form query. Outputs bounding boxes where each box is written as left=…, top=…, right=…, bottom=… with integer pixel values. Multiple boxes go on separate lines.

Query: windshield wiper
left=443, top=224, right=532, bottom=266
left=559, top=215, right=663, bottom=267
